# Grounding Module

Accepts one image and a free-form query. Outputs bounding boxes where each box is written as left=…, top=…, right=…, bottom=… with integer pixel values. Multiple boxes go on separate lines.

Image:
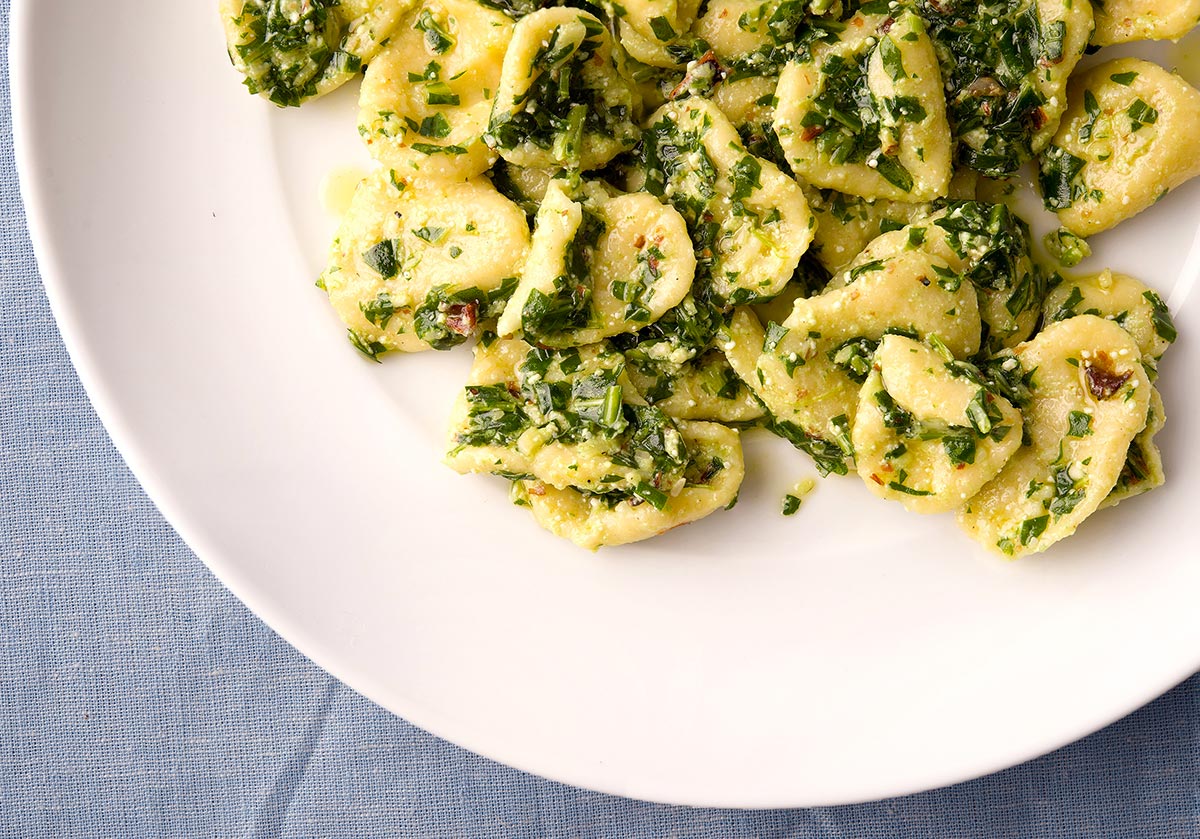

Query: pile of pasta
left=222, top=0, right=1192, bottom=554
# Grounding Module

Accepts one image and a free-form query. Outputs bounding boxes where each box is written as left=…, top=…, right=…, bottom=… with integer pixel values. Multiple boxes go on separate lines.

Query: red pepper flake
left=801, top=125, right=825, bottom=142
left=870, top=474, right=885, bottom=486
left=634, top=234, right=646, bottom=249
left=668, top=51, right=726, bottom=101
left=445, top=302, right=478, bottom=336
left=1085, top=355, right=1133, bottom=400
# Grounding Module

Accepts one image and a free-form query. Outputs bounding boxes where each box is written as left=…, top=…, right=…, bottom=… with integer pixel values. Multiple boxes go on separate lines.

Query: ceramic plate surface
left=12, top=0, right=1200, bottom=807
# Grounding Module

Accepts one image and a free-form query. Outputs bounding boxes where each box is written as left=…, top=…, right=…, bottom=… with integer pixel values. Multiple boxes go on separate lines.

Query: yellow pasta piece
left=806, top=190, right=931, bottom=276
left=636, top=98, right=814, bottom=304
left=723, top=246, right=981, bottom=474
left=861, top=203, right=1046, bottom=352
left=626, top=347, right=766, bottom=423
left=712, top=76, right=777, bottom=130
left=1043, top=269, right=1178, bottom=376
left=617, top=20, right=683, bottom=69
left=918, top=0, right=1092, bottom=175
left=514, top=420, right=744, bottom=549
left=1102, top=388, right=1166, bottom=510
left=958, top=316, right=1152, bottom=558
left=357, top=0, right=512, bottom=181
left=693, top=0, right=771, bottom=61
left=803, top=170, right=978, bottom=275
left=445, top=338, right=698, bottom=497
left=620, top=0, right=701, bottom=46
left=320, top=170, right=530, bottom=356
left=773, top=10, right=952, bottom=201
left=1092, top=0, right=1200, bottom=46
left=1040, top=58, right=1200, bottom=237
left=497, top=182, right=696, bottom=346
left=852, top=336, right=1023, bottom=514
left=488, top=9, right=640, bottom=170
left=220, top=0, right=415, bottom=106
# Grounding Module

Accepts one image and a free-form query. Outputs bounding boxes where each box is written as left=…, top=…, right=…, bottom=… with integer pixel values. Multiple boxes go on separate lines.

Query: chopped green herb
left=414, top=9, right=455, bottom=54
left=1019, top=514, right=1050, bottom=545
left=1143, top=291, right=1177, bottom=344
left=348, top=329, right=387, bottom=362
left=782, top=494, right=802, bottom=516
left=412, top=226, right=448, bottom=244
left=1044, top=229, right=1091, bottom=268
left=1126, top=98, right=1158, bottom=132
left=1067, top=411, right=1093, bottom=438
left=888, top=469, right=933, bottom=497
left=362, top=239, right=398, bottom=278
left=648, top=15, right=676, bottom=41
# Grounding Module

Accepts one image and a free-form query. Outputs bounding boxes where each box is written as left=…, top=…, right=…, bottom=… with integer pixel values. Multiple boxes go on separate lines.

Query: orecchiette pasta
left=958, top=316, right=1153, bottom=558
left=513, top=419, right=744, bottom=550
left=895, top=203, right=1048, bottom=352
left=487, top=8, right=641, bottom=171
left=445, top=338, right=698, bottom=497
left=724, top=245, right=982, bottom=475
left=1102, top=388, right=1166, bottom=510
left=616, top=20, right=687, bottom=70
left=1043, top=269, right=1177, bottom=377
left=227, top=0, right=1186, bottom=552
left=221, top=0, right=415, bottom=106
left=773, top=9, right=953, bottom=202
left=803, top=170, right=979, bottom=275
left=611, top=294, right=765, bottom=424
left=626, top=346, right=766, bottom=424
left=497, top=181, right=696, bottom=347
left=1040, top=58, right=1200, bottom=237
left=1092, top=0, right=1200, bottom=46
left=635, top=98, right=814, bottom=304
left=321, top=171, right=530, bottom=356
left=619, top=0, right=701, bottom=50
left=918, top=0, right=1093, bottom=176
left=852, top=336, right=1023, bottom=514
left=357, top=0, right=513, bottom=181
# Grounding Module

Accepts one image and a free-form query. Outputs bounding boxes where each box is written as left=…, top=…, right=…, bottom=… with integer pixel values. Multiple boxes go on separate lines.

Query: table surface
left=2, top=8, right=1198, bottom=837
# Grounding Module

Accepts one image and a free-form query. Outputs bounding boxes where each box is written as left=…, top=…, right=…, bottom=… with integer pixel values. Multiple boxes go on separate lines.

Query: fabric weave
left=1, top=3, right=1198, bottom=835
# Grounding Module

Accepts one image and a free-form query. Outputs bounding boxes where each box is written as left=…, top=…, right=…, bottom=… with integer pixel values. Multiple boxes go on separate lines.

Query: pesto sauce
left=455, top=345, right=693, bottom=496
left=637, top=111, right=774, bottom=304
left=522, top=208, right=607, bottom=339
left=934, top=201, right=1049, bottom=332
left=918, top=0, right=1065, bottom=176
left=231, top=0, right=346, bottom=107
left=486, top=17, right=632, bottom=166
left=799, top=48, right=917, bottom=193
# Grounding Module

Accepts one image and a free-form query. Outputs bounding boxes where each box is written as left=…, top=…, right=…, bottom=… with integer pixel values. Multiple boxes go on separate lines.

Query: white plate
left=12, top=0, right=1200, bottom=807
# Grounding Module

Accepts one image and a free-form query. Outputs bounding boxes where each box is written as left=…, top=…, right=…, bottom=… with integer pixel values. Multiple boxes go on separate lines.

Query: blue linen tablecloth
left=1, top=10, right=1198, bottom=839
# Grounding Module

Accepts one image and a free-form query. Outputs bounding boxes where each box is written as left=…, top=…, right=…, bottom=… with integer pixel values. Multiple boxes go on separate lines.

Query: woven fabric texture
left=1, top=5, right=1198, bottom=836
